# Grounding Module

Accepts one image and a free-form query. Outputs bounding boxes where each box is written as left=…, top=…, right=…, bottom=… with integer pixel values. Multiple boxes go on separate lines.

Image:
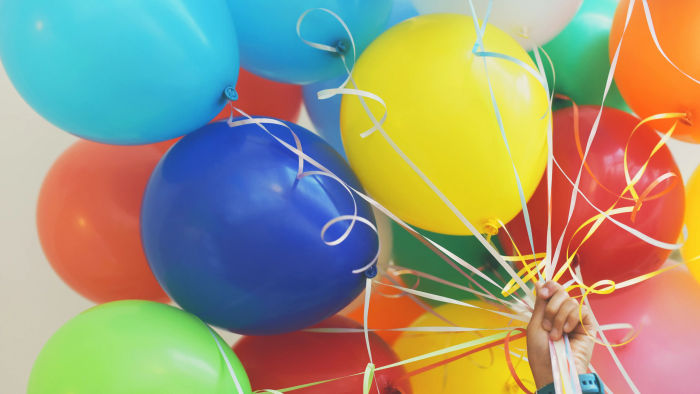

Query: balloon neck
left=224, top=86, right=238, bottom=101
left=333, top=39, right=349, bottom=55
left=516, top=25, right=530, bottom=40
left=364, top=264, right=378, bottom=279
left=681, top=111, right=694, bottom=127
left=483, top=219, right=500, bottom=236
left=382, top=385, right=404, bottom=394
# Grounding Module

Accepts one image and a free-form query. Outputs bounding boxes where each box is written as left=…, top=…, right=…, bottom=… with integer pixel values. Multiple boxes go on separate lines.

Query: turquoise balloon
left=303, top=75, right=347, bottom=157
left=0, top=1, right=239, bottom=145
left=535, top=0, right=630, bottom=112
left=231, top=0, right=392, bottom=84
left=302, top=0, right=417, bottom=155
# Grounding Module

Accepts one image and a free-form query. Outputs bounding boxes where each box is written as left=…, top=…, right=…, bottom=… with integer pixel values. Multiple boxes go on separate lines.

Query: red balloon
left=37, top=140, right=172, bottom=303
left=233, top=315, right=412, bottom=394
left=499, top=106, right=684, bottom=285
left=589, top=268, right=700, bottom=392
left=212, top=68, right=302, bottom=122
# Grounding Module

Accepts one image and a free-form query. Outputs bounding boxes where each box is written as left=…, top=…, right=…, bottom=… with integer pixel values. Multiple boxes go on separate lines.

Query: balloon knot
left=484, top=219, right=500, bottom=236
left=681, top=111, right=693, bottom=126
left=364, top=264, right=378, bottom=279
left=384, top=386, right=404, bottom=394
left=333, top=39, right=348, bottom=55
left=224, top=86, right=238, bottom=101
left=517, top=26, right=530, bottom=39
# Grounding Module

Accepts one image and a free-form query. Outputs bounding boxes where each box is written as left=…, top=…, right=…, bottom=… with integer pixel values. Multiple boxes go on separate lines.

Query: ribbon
left=206, top=326, right=247, bottom=394
left=504, top=328, right=534, bottom=394
left=255, top=330, right=524, bottom=393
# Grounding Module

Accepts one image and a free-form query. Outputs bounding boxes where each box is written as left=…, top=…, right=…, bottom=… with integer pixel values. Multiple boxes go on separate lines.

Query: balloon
left=340, top=14, right=549, bottom=235
left=611, top=0, right=700, bottom=143
left=233, top=315, right=412, bottom=394
left=28, top=301, right=251, bottom=394
left=500, top=106, right=685, bottom=285
left=339, top=207, right=396, bottom=315
left=230, top=0, right=392, bottom=84
left=303, top=75, right=347, bottom=157
left=212, top=68, right=302, bottom=123
left=411, top=0, right=582, bottom=50
left=391, top=223, right=514, bottom=303
left=537, top=0, right=629, bottom=112
left=387, top=0, right=419, bottom=29
left=344, top=276, right=428, bottom=345
left=141, top=119, right=379, bottom=335
left=37, top=140, right=171, bottom=304
left=682, top=165, right=700, bottom=280
left=393, top=301, right=534, bottom=393
left=0, top=0, right=239, bottom=145
left=302, top=1, right=418, bottom=157
left=590, top=268, right=700, bottom=393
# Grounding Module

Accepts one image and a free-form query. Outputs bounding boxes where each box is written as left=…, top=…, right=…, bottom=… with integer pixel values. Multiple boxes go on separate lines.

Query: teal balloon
left=391, top=223, right=514, bottom=303
left=28, top=301, right=251, bottom=394
left=535, top=0, right=630, bottom=112
left=302, top=0, right=416, bottom=156
left=231, top=0, right=392, bottom=84
left=0, top=0, right=239, bottom=145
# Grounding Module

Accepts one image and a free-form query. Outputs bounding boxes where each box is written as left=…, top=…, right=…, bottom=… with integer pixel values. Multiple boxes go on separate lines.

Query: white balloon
left=411, top=0, right=582, bottom=50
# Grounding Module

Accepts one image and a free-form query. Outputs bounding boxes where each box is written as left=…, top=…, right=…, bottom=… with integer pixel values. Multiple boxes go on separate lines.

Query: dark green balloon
left=533, top=0, right=630, bottom=112
left=391, top=222, right=515, bottom=303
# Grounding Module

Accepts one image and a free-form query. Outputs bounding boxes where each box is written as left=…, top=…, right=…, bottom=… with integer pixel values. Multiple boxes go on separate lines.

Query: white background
left=1, top=61, right=699, bottom=394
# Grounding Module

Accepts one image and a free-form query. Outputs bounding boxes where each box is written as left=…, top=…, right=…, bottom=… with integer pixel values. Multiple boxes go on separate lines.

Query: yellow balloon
left=393, top=302, right=534, bottom=393
left=683, top=166, right=700, bottom=280
left=340, top=14, right=549, bottom=235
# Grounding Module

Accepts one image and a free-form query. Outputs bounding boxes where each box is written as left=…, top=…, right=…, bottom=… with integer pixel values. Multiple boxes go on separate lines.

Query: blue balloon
left=386, top=0, right=418, bottom=28
left=302, top=75, right=347, bottom=157
left=302, top=0, right=417, bottom=156
left=230, top=0, right=392, bottom=84
left=141, top=119, right=378, bottom=335
left=0, top=1, right=239, bottom=145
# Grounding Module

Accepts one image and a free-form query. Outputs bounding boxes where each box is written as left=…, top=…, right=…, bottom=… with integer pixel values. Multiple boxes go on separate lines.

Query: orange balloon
left=37, top=140, right=173, bottom=303
left=611, top=0, right=700, bottom=143
left=212, top=68, right=302, bottom=122
left=344, top=276, right=427, bottom=345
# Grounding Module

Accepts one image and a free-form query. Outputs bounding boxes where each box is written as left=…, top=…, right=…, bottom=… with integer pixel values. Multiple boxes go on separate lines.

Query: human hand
left=526, top=281, right=596, bottom=389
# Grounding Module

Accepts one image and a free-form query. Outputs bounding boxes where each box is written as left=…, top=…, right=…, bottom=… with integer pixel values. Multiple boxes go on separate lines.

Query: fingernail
left=550, top=329, right=560, bottom=340
left=542, top=320, right=552, bottom=330
left=563, top=322, right=571, bottom=332
left=540, top=287, right=550, bottom=298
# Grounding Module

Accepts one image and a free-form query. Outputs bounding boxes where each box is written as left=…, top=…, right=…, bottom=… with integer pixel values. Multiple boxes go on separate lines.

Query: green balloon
left=534, top=0, right=631, bottom=112
left=391, top=223, right=515, bottom=303
left=28, top=301, right=251, bottom=394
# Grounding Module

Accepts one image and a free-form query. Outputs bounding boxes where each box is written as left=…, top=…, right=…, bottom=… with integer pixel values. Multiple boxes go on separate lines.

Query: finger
left=577, top=303, right=596, bottom=333
left=542, top=287, right=570, bottom=331
left=562, top=300, right=582, bottom=334
left=537, top=280, right=563, bottom=301
left=551, top=299, right=578, bottom=340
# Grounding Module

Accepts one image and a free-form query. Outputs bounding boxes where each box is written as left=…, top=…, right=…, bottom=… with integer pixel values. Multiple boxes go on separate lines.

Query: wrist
left=532, top=367, right=554, bottom=390
left=536, top=373, right=604, bottom=394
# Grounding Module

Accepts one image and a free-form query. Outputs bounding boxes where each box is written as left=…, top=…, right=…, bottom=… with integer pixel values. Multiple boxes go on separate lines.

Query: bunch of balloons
left=4, top=0, right=700, bottom=392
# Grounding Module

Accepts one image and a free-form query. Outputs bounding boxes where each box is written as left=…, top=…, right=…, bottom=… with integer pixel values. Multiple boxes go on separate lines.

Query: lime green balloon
left=28, top=301, right=251, bottom=394
left=391, top=222, right=514, bottom=303
left=535, top=0, right=630, bottom=112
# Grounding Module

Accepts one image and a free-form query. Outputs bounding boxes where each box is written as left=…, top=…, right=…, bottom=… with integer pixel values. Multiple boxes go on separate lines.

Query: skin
left=527, top=281, right=596, bottom=389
